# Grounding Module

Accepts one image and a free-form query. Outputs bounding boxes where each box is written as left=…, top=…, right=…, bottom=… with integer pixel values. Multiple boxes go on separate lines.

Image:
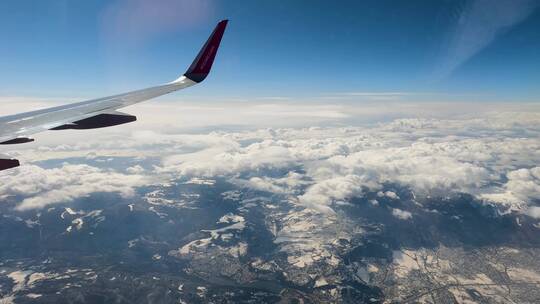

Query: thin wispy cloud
left=436, top=0, right=539, bottom=79
left=100, top=0, right=216, bottom=44
left=338, top=92, right=412, bottom=96
left=317, top=92, right=414, bottom=102
left=318, top=91, right=493, bottom=102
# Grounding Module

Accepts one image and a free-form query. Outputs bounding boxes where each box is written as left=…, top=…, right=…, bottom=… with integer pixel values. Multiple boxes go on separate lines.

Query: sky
left=0, top=0, right=539, bottom=103
left=1, top=3, right=540, bottom=302
left=0, top=0, right=539, bottom=253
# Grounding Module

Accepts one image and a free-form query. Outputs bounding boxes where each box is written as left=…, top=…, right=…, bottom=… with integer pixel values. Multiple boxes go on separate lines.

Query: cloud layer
left=0, top=164, right=148, bottom=210
left=0, top=101, right=539, bottom=216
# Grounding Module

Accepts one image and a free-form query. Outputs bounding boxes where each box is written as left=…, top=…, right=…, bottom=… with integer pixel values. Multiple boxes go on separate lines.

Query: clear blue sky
left=0, top=0, right=539, bottom=102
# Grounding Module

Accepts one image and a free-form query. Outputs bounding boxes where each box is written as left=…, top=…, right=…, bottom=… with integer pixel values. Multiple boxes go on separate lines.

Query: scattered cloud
left=148, top=110, right=538, bottom=215
left=1, top=100, right=539, bottom=215
left=392, top=208, right=413, bottom=220
left=126, top=165, right=145, bottom=174
left=233, top=172, right=308, bottom=196
left=0, top=164, right=149, bottom=211
left=379, top=191, right=400, bottom=200
left=526, top=206, right=540, bottom=219
left=481, top=167, right=540, bottom=211
left=297, top=175, right=379, bottom=215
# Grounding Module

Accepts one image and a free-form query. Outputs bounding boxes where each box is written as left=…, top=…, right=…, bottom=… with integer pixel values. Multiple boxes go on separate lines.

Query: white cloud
left=148, top=113, right=538, bottom=214
left=526, top=207, right=540, bottom=219
left=297, top=175, right=379, bottom=215
left=436, top=0, right=539, bottom=78
left=1, top=100, right=539, bottom=215
left=0, top=164, right=148, bottom=210
left=234, top=172, right=308, bottom=195
left=158, top=140, right=297, bottom=177
left=383, top=191, right=399, bottom=200
left=481, top=167, right=540, bottom=212
left=126, top=165, right=145, bottom=174
left=4, top=97, right=538, bottom=285
left=392, top=208, right=413, bottom=220
left=506, top=168, right=540, bottom=200
left=319, top=142, right=495, bottom=193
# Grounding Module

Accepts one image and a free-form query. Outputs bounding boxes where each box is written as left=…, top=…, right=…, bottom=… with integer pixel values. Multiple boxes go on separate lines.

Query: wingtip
left=184, top=20, right=229, bottom=83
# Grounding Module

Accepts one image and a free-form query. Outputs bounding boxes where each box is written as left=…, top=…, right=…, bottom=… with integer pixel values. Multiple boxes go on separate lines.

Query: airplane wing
left=0, top=20, right=228, bottom=171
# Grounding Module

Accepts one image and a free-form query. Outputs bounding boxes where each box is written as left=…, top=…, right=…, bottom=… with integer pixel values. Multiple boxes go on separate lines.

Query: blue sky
left=0, top=0, right=539, bottom=102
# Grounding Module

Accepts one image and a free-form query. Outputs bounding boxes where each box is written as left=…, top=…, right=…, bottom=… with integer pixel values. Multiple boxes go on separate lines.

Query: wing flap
left=51, top=112, right=136, bottom=130
left=0, top=137, right=34, bottom=145
left=0, top=156, right=19, bottom=171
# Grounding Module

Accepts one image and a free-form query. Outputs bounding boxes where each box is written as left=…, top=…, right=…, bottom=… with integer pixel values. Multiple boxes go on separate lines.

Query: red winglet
left=184, top=20, right=228, bottom=83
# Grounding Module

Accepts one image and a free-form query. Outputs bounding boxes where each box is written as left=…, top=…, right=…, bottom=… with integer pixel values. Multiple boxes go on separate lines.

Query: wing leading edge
left=0, top=19, right=228, bottom=171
